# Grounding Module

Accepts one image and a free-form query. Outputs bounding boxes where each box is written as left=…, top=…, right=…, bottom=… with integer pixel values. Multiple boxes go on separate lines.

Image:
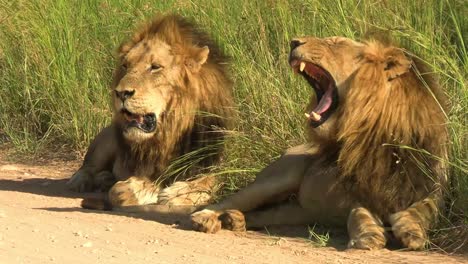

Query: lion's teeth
left=299, top=62, right=306, bottom=72
left=305, top=112, right=321, bottom=121
left=310, top=111, right=321, bottom=121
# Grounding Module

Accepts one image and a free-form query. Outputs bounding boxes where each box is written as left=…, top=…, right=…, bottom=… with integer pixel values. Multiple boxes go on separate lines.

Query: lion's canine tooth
left=299, top=62, right=306, bottom=72
left=310, top=111, right=321, bottom=121
left=305, top=112, right=321, bottom=121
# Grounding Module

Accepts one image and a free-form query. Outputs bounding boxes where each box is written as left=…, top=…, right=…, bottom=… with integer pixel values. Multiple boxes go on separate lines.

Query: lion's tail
left=80, top=197, right=199, bottom=214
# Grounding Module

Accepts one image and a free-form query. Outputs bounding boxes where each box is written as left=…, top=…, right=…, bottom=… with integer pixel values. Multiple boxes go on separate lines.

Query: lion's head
left=111, top=14, right=233, bottom=173
left=290, top=36, right=448, bottom=216
left=289, top=37, right=366, bottom=128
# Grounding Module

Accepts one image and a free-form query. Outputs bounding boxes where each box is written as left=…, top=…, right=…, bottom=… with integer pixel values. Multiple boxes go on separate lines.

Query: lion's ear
left=384, top=48, right=411, bottom=81
left=194, top=46, right=210, bottom=66
left=186, top=46, right=209, bottom=73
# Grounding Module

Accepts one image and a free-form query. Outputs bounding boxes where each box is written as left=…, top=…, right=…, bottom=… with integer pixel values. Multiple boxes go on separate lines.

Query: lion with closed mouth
left=191, top=36, right=449, bottom=251
left=67, top=14, right=234, bottom=209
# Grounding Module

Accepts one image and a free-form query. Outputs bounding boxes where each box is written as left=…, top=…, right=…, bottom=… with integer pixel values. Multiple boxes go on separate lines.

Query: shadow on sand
left=1, top=172, right=351, bottom=250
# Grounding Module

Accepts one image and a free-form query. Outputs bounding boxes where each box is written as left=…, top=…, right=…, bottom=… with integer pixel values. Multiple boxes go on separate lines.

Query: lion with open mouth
left=67, top=14, right=234, bottom=209
left=191, top=36, right=449, bottom=250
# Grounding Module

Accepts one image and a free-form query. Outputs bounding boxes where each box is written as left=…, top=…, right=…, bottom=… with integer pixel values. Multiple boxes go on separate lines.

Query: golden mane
left=113, top=14, right=234, bottom=182
left=337, top=41, right=449, bottom=216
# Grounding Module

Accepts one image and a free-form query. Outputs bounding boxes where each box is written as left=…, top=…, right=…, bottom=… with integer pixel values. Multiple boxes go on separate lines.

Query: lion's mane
left=335, top=41, right=449, bottom=217
left=112, top=15, right=234, bottom=182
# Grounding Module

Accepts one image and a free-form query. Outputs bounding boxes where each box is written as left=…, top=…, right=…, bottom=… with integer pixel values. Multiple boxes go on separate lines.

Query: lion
left=191, top=36, right=449, bottom=250
left=66, top=14, right=234, bottom=209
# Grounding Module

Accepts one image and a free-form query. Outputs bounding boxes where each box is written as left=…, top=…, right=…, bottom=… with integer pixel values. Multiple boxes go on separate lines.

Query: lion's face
left=289, top=36, right=364, bottom=127
left=112, top=36, right=209, bottom=142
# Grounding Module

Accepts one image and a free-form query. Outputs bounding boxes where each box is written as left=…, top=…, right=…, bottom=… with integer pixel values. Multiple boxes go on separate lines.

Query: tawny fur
left=68, top=14, right=234, bottom=208
left=336, top=41, right=449, bottom=217
left=112, top=15, right=234, bottom=180
left=190, top=37, right=449, bottom=251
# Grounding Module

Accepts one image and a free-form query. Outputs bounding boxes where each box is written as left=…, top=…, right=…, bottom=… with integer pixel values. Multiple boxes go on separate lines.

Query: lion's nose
left=290, top=39, right=305, bottom=50
left=115, top=89, right=135, bottom=101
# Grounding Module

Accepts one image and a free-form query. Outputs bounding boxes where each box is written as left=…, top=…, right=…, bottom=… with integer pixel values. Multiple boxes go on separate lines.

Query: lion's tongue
left=307, top=84, right=333, bottom=121
left=125, top=113, right=144, bottom=123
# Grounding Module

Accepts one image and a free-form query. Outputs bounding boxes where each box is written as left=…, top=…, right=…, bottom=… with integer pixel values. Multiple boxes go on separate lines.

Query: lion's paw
left=219, top=210, right=246, bottom=232
left=67, top=169, right=94, bottom=192
left=191, top=209, right=222, bottom=233
left=108, top=177, right=159, bottom=206
left=94, top=171, right=116, bottom=191
left=158, top=181, right=212, bottom=206
left=347, top=207, right=386, bottom=250
left=67, top=170, right=115, bottom=192
left=389, top=211, right=427, bottom=250
left=108, top=180, right=140, bottom=206
left=347, top=231, right=386, bottom=250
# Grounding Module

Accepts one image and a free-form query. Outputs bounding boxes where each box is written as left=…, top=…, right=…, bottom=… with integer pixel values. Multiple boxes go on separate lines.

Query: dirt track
left=0, top=154, right=466, bottom=264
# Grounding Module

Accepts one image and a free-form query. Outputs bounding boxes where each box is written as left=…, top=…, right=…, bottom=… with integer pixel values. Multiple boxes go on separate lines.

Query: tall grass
left=0, top=0, right=466, bottom=214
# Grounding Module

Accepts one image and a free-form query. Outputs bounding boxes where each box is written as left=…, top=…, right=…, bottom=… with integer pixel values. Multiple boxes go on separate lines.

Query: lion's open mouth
left=121, top=109, right=157, bottom=133
left=290, top=60, right=339, bottom=127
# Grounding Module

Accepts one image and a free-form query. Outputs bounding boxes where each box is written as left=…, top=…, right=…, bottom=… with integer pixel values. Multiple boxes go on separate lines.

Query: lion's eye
left=121, top=63, right=128, bottom=70
left=150, top=63, right=162, bottom=72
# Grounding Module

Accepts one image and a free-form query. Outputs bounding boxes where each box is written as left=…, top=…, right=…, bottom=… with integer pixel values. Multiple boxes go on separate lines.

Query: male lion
left=67, top=14, right=233, bottom=209
left=191, top=36, right=449, bottom=250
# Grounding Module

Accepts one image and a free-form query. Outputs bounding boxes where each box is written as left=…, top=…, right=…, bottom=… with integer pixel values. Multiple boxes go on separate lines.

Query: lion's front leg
left=108, top=176, right=161, bottom=207
left=388, top=197, right=440, bottom=250
left=157, top=175, right=217, bottom=206
left=67, top=125, right=117, bottom=192
left=191, top=144, right=314, bottom=233
left=347, top=206, right=387, bottom=250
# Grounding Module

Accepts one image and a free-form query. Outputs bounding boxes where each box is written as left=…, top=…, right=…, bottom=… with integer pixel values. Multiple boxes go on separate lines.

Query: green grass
left=0, top=0, right=466, bottom=224
left=308, top=225, right=330, bottom=247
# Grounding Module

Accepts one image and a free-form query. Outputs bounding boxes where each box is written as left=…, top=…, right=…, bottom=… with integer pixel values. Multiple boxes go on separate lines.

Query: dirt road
left=0, top=155, right=466, bottom=264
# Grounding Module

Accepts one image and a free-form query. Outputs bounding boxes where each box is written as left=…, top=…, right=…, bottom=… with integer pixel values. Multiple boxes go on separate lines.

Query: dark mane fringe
left=336, top=40, right=449, bottom=217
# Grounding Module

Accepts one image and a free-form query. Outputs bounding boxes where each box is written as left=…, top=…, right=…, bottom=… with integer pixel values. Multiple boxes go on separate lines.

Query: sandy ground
left=0, top=153, right=467, bottom=264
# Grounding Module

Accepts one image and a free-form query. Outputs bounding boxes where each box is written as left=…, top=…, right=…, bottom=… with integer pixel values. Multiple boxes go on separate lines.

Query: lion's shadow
left=0, top=176, right=193, bottom=229
left=0, top=174, right=386, bottom=250
left=251, top=225, right=349, bottom=250
left=41, top=204, right=352, bottom=250
left=39, top=206, right=192, bottom=230
left=0, top=177, right=84, bottom=199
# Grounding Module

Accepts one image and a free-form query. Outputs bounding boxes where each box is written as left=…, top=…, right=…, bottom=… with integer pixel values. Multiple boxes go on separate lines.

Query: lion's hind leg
left=347, top=206, right=387, bottom=250
left=388, top=197, right=439, bottom=250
